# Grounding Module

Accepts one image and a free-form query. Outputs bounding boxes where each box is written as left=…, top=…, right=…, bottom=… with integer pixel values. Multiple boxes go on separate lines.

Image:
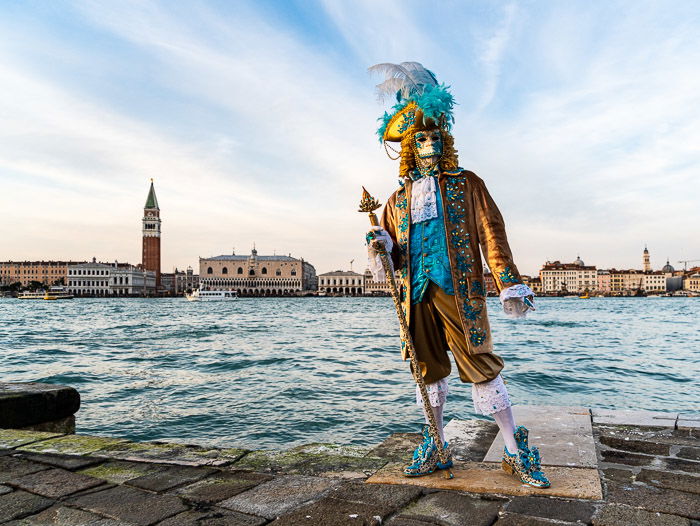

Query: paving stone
left=443, top=419, right=500, bottom=461
left=0, top=456, right=48, bottom=483
left=591, top=409, right=678, bottom=427
left=328, top=481, right=422, bottom=508
left=392, top=491, right=503, bottom=526
left=5, top=504, right=129, bottom=525
left=637, top=468, right=700, bottom=495
left=17, top=434, right=129, bottom=456
left=593, top=503, right=690, bottom=526
left=269, top=496, right=390, bottom=525
left=0, top=485, right=11, bottom=495
left=367, top=433, right=421, bottom=464
left=0, top=490, right=54, bottom=522
left=678, top=446, right=700, bottom=461
left=78, top=460, right=167, bottom=484
left=8, top=467, right=105, bottom=499
left=595, top=425, right=700, bottom=447
left=384, top=518, right=435, bottom=526
left=505, top=495, right=595, bottom=523
left=95, top=440, right=248, bottom=466
left=599, top=435, right=670, bottom=456
left=677, top=415, right=700, bottom=430
left=233, top=443, right=386, bottom=477
left=606, top=481, right=700, bottom=520
left=367, top=461, right=603, bottom=500
left=218, top=474, right=341, bottom=520
left=601, top=467, right=636, bottom=484
left=15, top=452, right=103, bottom=470
left=125, top=464, right=217, bottom=492
left=172, top=471, right=272, bottom=503
left=664, top=457, right=700, bottom=474
left=600, top=450, right=655, bottom=466
left=484, top=406, right=597, bottom=468
left=155, top=508, right=267, bottom=526
left=0, top=429, right=63, bottom=449
left=494, top=512, right=581, bottom=525
left=66, top=485, right=187, bottom=526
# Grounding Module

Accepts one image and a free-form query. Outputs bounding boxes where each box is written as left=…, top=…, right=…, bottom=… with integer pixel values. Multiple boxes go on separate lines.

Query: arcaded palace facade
left=199, top=248, right=317, bottom=296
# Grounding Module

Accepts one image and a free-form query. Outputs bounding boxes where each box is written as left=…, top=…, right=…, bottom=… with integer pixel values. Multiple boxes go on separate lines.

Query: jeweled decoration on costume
left=499, top=266, right=518, bottom=284
left=469, top=327, right=487, bottom=346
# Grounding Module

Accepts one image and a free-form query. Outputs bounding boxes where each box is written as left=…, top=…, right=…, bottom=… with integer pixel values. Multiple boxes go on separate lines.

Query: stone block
left=218, top=474, right=341, bottom=520
left=16, top=452, right=102, bottom=470
left=367, top=433, right=421, bottom=464
left=0, top=456, right=48, bottom=483
left=172, top=471, right=272, bottom=503
left=78, top=460, right=166, bottom=485
left=0, top=485, right=11, bottom=495
left=18, top=434, right=129, bottom=456
left=606, top=481, right=700, bottom=520
left=663, top=457, right=700, bottom=474
left=0, top=382, right=80, bottom=429
left=233, top=443, right=386, bottom=477
left=5, top=504, right=128, bottom=525
left=0, top=490, right=54, bottom=523
left=155, top=509, right=267, bottom=526
left=505, top=495, right=595, bottom=523
left=20, top=415, right=76, bottom=434
left=677, top=446, right=700, bottom=461
left=8, top=467, right=105, bottom=499
left=443, top=418, right=500, bottom=462
left=600, top=450, right=655, bottom=466
left=327, top=481, right=422, bottom=508
left=495, top=512, right=581, bottom=525
left=66, top=485, right=187, bottom=526
left=593, top=503, right=690, bottom=526
left=0, top=429, right=63, bottom=449
left=677, top=414, right=700, bottom=429
left=484, top=406, right=597, bottom=468
left=637, top=468, right=700, bottom=495
left=392, top=491, right=503, bottom=526
left=385, top=518, right=435, bottom=526
left=126, top=464, right=217, bottom=492
left=601, top=467, right=635, bottom=484
left=95, top=440, right=247, bottom=466
left=269, top=496, right=390, bottom=525
left=366, top=461, right=603, bottom=500
left=599, top=435, right=671, bottom=456
left=591, top=409, right=678, bottom=427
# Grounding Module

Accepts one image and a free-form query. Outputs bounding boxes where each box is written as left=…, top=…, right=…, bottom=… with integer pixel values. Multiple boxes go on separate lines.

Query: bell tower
left=142, top=179, right=162, bottom=288
left=643, top=245, right=651, bottom=272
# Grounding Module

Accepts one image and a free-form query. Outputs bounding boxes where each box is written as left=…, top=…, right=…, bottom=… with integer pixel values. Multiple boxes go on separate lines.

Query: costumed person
left=365, top=62, right=550, bottom=487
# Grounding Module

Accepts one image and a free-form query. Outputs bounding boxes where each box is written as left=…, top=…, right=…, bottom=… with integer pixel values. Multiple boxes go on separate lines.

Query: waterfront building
left=142, top=180, right=162, bottom=289
left=199, top=248, right=316, bottom=296
left=597, top=270, right=611, bottom=294
left=643, top=246, right=651, bottom=272
left=540, top=258, right=598, bottom=294
left=67, top=259, right=156, bottom=296
left=363, top=269, right=392, bottom=295
left=642, top=272, right=667, bottom=293
left=0, top=260, right=79, bottom=287
left=318, top=270, right=365, bottom=295
left=174, top=266, right=199, bottom=294
left=483, top=273, right=497, bottom=295
left=523, top=276, right=541, bottom=295
left=684, top=271, right=700, bottom=292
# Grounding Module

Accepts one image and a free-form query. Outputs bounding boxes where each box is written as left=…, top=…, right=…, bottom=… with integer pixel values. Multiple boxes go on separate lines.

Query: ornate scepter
left=359, top=187, right=454, bottom=479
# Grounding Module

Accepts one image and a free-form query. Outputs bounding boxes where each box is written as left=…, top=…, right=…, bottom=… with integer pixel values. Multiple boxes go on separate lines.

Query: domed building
left=662, top=259, right=675, bottom=274
left=573, top=255, right=585, bottom=267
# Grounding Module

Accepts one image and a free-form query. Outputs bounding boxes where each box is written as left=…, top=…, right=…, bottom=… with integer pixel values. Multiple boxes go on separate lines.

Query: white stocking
left=416, top=377, right=448, bottom=443
left=472, top=374, right=519, bottom=454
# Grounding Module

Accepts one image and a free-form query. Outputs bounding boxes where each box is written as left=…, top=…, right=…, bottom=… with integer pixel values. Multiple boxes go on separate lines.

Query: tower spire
left=145, top=179, right=159, bottom=210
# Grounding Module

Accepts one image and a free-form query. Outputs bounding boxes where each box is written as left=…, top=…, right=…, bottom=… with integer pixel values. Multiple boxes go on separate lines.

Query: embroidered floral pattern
left=463, top=300, right=482, bottom=321
left=455, top=252, right=473, bottom=273
left=499, top=266, right=518, bottom=284
left=469, top=327, right=487, bottom=346
left=397, top=110, right=416, bottom=134
left=470, top=279, right=485, bottom=296
left=399, top=215, right=409, bottom=233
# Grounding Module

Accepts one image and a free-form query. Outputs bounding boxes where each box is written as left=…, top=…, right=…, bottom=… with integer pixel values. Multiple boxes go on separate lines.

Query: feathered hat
left=369, top=62, right=455, bottom=143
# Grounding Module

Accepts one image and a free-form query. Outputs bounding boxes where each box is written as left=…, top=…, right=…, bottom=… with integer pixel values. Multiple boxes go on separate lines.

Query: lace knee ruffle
left=472, top=374, right=511, bottom=415
left=416, top=377, right=449, bottom=407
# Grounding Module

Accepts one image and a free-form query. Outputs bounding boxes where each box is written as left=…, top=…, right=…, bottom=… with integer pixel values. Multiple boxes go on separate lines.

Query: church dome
left=573, top=255, right=585, bottom=267
left=662, top=259, right=674, bottom=273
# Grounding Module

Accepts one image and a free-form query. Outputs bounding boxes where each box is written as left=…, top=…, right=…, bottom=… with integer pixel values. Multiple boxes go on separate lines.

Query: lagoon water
left=1, top=297, right=698, bottom=449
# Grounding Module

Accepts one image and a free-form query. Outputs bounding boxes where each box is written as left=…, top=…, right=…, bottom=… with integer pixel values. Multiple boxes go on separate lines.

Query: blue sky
left=1, top=1, right=699, bottom=275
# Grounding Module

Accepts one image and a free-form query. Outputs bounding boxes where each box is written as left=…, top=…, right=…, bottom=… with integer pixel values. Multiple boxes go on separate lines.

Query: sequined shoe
left=501, top=427, right=551, bottom=488
left=403, top=425, right=453, bottom=477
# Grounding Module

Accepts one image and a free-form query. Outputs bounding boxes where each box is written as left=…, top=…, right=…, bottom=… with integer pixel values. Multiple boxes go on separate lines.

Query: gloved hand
left=500, top=284, right=535, bottom=319
left=366, top=226, right=393, bottom=254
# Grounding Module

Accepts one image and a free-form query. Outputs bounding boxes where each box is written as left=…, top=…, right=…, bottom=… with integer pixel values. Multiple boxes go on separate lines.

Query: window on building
left=222, top=267, right=228, bottom=275
left=207, top=267, right=213, bottom=274
left=262, top=267, right=267, bottom=275
left=291, top=270, right=297, bottom=276
left=249, top=269, right=255, bottom=275
left=238, top=267, right=243, bottom=274
left=276, top=269, right=281, bottom=276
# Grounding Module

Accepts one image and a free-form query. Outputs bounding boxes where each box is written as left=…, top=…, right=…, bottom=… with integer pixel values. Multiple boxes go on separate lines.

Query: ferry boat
left=184, top=289, right=239, bottom=301
left=17, top=287, right=74, bottom=300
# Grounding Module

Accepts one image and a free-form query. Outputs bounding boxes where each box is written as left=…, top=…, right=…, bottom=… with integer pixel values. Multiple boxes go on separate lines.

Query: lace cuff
left=500, top=284, right=535, bottom=319
left=416, top=377, right=449, bottom=407
left=472, top=374, right=511, bottom=415
left=366, top=227, right=394, bottom=282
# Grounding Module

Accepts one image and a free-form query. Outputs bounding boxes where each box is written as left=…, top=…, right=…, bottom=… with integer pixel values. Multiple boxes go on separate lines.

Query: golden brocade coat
left=380, top=169, right=523, bottom=358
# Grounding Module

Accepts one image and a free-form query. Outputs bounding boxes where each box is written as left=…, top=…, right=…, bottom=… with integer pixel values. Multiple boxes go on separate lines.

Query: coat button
left=423, top=237, right=428, bottom=241
left=423, top=253, right=428, bottom=257
left=425, top=268, right=431, bottom=273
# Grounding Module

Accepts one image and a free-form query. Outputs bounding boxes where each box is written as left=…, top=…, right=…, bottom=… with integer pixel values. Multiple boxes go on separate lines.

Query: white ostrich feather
left=368, top=62, right=438, bottom=102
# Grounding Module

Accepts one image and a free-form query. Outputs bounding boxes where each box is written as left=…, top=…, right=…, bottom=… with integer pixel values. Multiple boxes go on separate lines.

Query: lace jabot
left=410, top=176, right=438, bottom=224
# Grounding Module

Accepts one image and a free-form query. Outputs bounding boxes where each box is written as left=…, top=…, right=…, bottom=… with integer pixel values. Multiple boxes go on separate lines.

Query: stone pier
left=0, top=407, right=697, bottom=525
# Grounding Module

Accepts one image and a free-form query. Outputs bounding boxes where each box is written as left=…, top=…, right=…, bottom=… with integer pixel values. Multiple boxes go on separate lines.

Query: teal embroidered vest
left=409, top=178, right=454, bottom=303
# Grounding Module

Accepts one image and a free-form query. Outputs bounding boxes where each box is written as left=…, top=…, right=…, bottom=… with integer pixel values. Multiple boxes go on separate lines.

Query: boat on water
left=184, top=289, right=239, bottom=301
left=17, top=287, right=74, bottom=300
left=579, top=293, right=590, bottom=299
